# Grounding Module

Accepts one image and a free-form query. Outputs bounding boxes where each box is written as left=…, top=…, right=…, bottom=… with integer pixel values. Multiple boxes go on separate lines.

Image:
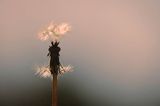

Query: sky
left=0, top=0, right=160, bottom=106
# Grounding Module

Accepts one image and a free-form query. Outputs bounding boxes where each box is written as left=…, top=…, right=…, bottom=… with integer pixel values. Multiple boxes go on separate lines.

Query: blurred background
left=0, top=0, right=160, bottom=106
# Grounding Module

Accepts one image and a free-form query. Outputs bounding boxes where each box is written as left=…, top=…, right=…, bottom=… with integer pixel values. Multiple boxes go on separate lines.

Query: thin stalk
left=52, top=74, right=58, bottom=106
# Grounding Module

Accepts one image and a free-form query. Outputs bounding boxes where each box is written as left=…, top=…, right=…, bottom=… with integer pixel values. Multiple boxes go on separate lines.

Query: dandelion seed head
left=35, top=65, right=73, bottom=79
left=38, top=22, right=71, bottom=42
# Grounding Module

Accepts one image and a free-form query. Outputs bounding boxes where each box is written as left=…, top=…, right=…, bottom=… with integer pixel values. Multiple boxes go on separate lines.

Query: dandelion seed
left=38, top=31, right=49, bottom=41
left=48, top=31, right=54, bottom=35
left=36, top=65, right=73, bottom=78
left=36, top=66, right=52, bottom=78
left=38, top=22, right=71, bottom=42
left=54, top=23, right=71, bottom=36
left=47, top=22, right=55, bottom=31
left=60, top=65, right=73, bottom=74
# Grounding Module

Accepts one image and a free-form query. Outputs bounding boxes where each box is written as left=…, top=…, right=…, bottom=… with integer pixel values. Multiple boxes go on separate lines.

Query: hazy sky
left=0, top=0, right=160, bottom=106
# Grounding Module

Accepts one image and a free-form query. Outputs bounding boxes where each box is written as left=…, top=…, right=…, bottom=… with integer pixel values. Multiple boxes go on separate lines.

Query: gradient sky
left=0, top=0, right=160, bottom=106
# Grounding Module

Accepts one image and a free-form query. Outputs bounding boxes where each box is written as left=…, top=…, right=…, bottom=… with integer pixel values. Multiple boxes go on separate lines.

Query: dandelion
left=37, top=21, right=73, bottom=106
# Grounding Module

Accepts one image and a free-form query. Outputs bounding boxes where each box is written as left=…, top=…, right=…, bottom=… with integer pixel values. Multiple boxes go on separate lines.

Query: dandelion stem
left=52, top=74, right=58, bottom=106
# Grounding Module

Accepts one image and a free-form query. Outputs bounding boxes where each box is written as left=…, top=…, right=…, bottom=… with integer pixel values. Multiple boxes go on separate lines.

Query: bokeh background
left=0, top=0, right=160, bottom=106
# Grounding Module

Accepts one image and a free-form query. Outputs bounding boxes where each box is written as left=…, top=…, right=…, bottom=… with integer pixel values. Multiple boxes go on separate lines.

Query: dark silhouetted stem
left=52, top=74, right=58, bottom=106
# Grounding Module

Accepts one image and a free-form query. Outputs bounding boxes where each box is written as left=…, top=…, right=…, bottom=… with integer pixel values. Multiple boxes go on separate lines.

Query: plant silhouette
left=48, top=41, right=61, bottom=75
